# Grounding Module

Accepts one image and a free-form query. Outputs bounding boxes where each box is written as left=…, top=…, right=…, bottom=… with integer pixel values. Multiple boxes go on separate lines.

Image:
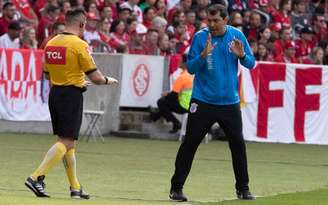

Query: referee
left=25, top=9, right=118, bottom=199
left=169, top=4, right=255, bottom=201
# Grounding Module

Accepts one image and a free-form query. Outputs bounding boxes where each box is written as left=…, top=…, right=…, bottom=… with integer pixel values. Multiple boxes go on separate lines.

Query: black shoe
left=169, top=123, right=181, bottom=134
left=70, top=187, right=90, bottom=199
left=169, top=189, right=188, bottom=202
left=25, top=175, right=50, bottom=197
left=236, top=190, right=255, bottom=200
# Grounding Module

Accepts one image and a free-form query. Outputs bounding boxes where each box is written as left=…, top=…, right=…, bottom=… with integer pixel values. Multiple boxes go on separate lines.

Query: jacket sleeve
left=186, top=33, right=207, bottom=74
left=239, top=32, right=256, bottom=69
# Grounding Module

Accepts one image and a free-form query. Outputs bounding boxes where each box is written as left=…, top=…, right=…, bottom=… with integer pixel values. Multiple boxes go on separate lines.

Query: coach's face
left=208, top=12, right=228, bottom=36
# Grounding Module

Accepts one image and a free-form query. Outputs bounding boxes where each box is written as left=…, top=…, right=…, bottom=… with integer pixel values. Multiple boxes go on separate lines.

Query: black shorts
left=48, top=86, right=84, bottom=140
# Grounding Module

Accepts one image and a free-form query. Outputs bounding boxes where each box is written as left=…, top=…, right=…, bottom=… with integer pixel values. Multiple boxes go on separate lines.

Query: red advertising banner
left=0, top=48, right=50, bottom=121
left=241, top=62, right=328, bottom=144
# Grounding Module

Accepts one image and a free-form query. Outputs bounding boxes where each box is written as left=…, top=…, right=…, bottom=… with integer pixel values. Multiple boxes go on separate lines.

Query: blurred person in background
left=59, top=0, right=71, bottom=15
left=128, top=26, right=147, bottom=54
left=0, top=2, right=16, bottom=36
left=70, top=0, right=85, bottom=9
left=227, top=0, right=249, bottom=13
left=100, top=6, right=113, bottom=23
left=37, top=4, right=61, bottom=47
left=269, top=22, right=282, bottom=42
left=85, top=2, right=99, bottom=19
left=241, top=10, right=251, bottom=26
left=309, top=0, right=323, bottom=15
left=143, top=6, right=156, bottom=28
left=172, top=21, right=190, bottom=54
left=321, top=42, right=328, bottom=65
left=272, top=0, right=292, bottom=28
left=258, top=27, right=271, bottom=45
left=143, top=28, right=159, bottom=55
left=256, top=43, right=273, bottom=61
left=116, top=43, right=128, bottom=53
left=167, top=9, right=185, bottom=33
left=194, top=0, right=209, bottom=9
left=98, top=17, right=111, bottom=37
left=0, top=20, right=22, bottom=48
left=120, top=0, right=143, bottom=23
left=185, top=9, right=196, bottom=37
left=168, top=34, right=178, bottom=54
left=300, top=46, right=324, bottom=64
left=151, top=16, right=167, bottom=37
left=139, top=0, right=156, bottom=12
left=229, top=11, right=243, bottom=31
left=0, top=0, right=3, bottom=17
left=126, top=17, right=139, bottom=34
left=312, top=14, right=328, bottom=44
left=196, top=7, right=207, bottom=23
left=167, top=0, right=191, bottom=23
left=243, top=11, right=262, bottom=40
left=149, top=54, right=193, bottom=133
left=83, top=12, right=102, bottom=47
left=273, top=27, right=292, bottom=57
left=295, top=26, right=315, bottom=58
left=274, top=40, right=298, bottom=63
left=21, top=27, right=38, bottom=49
left=97, top=17, right=114, bottom=52
left=102, top=0, right=118, bottom=20
left=12, top=0, right=38, bottom=26
left=108, top=19, right=129, bottom=50
left=117, top=5, right=132, bottom=23
left=249, top=39, right=258, bottom=57
left=158, top=33, right=170, bottom=55
left=40, top=21, right=65, bottom=49
left=266, top=0, right=280, bottom=15
left=291, top=0, right=310, bottom=36
left=154, top=0, right=166, bottom=18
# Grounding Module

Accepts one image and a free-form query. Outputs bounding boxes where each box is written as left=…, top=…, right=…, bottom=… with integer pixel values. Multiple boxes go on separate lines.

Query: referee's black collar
left=61, top=32, right=75, bottom=35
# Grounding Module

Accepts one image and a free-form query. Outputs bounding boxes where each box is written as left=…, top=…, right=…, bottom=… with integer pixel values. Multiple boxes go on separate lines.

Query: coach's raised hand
left=201, top=34, right=217, bottom=58
left=231, top=38, right=245, bottom=59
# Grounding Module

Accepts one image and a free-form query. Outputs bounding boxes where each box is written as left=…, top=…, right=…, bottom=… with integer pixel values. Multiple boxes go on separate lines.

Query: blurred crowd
left=0, top=0, right=327, bottom=65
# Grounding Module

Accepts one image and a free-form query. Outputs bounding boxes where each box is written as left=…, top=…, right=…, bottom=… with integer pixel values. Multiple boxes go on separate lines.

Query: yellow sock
left=31, top=142, right=67, bottom=180
left=63, top=148, right=81, bottom=190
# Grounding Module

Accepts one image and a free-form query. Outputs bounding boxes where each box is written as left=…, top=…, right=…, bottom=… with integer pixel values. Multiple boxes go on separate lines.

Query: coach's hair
left=65, top=8, right=86, bottom=24
left=207, top=4, right=228, bottom=19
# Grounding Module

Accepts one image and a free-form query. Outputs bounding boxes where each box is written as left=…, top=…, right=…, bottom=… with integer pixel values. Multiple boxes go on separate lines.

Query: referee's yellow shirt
left=44, top=33, right=96, bottom=88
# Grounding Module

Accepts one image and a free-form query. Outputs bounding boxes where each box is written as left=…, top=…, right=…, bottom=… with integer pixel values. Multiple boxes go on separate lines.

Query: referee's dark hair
left=65, top=8, right=86, bottom=24
left=208, top=4, right=229, bottom=19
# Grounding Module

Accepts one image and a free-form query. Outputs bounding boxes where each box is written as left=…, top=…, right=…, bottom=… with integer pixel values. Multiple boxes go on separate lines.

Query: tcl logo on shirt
left=45, top=46, right=66, bottom=65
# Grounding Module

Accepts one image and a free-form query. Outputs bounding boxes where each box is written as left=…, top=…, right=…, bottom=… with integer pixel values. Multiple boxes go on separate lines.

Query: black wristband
left=104, top=76, right=108, bottom=84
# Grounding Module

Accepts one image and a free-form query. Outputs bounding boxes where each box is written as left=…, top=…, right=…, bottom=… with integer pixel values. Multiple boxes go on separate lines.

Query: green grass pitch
left=0, top=133, right=328, bottom=205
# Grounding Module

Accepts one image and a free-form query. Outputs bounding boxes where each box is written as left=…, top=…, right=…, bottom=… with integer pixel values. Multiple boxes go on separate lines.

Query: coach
left=169, top=4, right=256, bottom=202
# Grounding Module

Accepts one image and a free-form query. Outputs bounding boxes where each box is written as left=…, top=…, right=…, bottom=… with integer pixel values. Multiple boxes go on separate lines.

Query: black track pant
left=171, top=98, right=250, bottom=192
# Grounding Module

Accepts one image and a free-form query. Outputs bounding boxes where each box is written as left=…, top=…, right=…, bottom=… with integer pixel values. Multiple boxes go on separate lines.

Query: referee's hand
left=105, top=76, right=119, bottom=85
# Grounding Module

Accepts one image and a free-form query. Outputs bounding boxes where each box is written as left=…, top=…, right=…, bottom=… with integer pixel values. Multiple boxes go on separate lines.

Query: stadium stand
left=0, top=0, right=327, bottom=65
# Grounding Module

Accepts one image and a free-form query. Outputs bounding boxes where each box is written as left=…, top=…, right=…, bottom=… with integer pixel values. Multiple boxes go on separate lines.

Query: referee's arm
left=86, top=69, right=118, bottom=85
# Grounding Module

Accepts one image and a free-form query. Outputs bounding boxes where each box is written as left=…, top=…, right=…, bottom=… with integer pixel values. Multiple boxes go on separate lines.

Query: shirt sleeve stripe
left=85, top=68, right=97, bottom=75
